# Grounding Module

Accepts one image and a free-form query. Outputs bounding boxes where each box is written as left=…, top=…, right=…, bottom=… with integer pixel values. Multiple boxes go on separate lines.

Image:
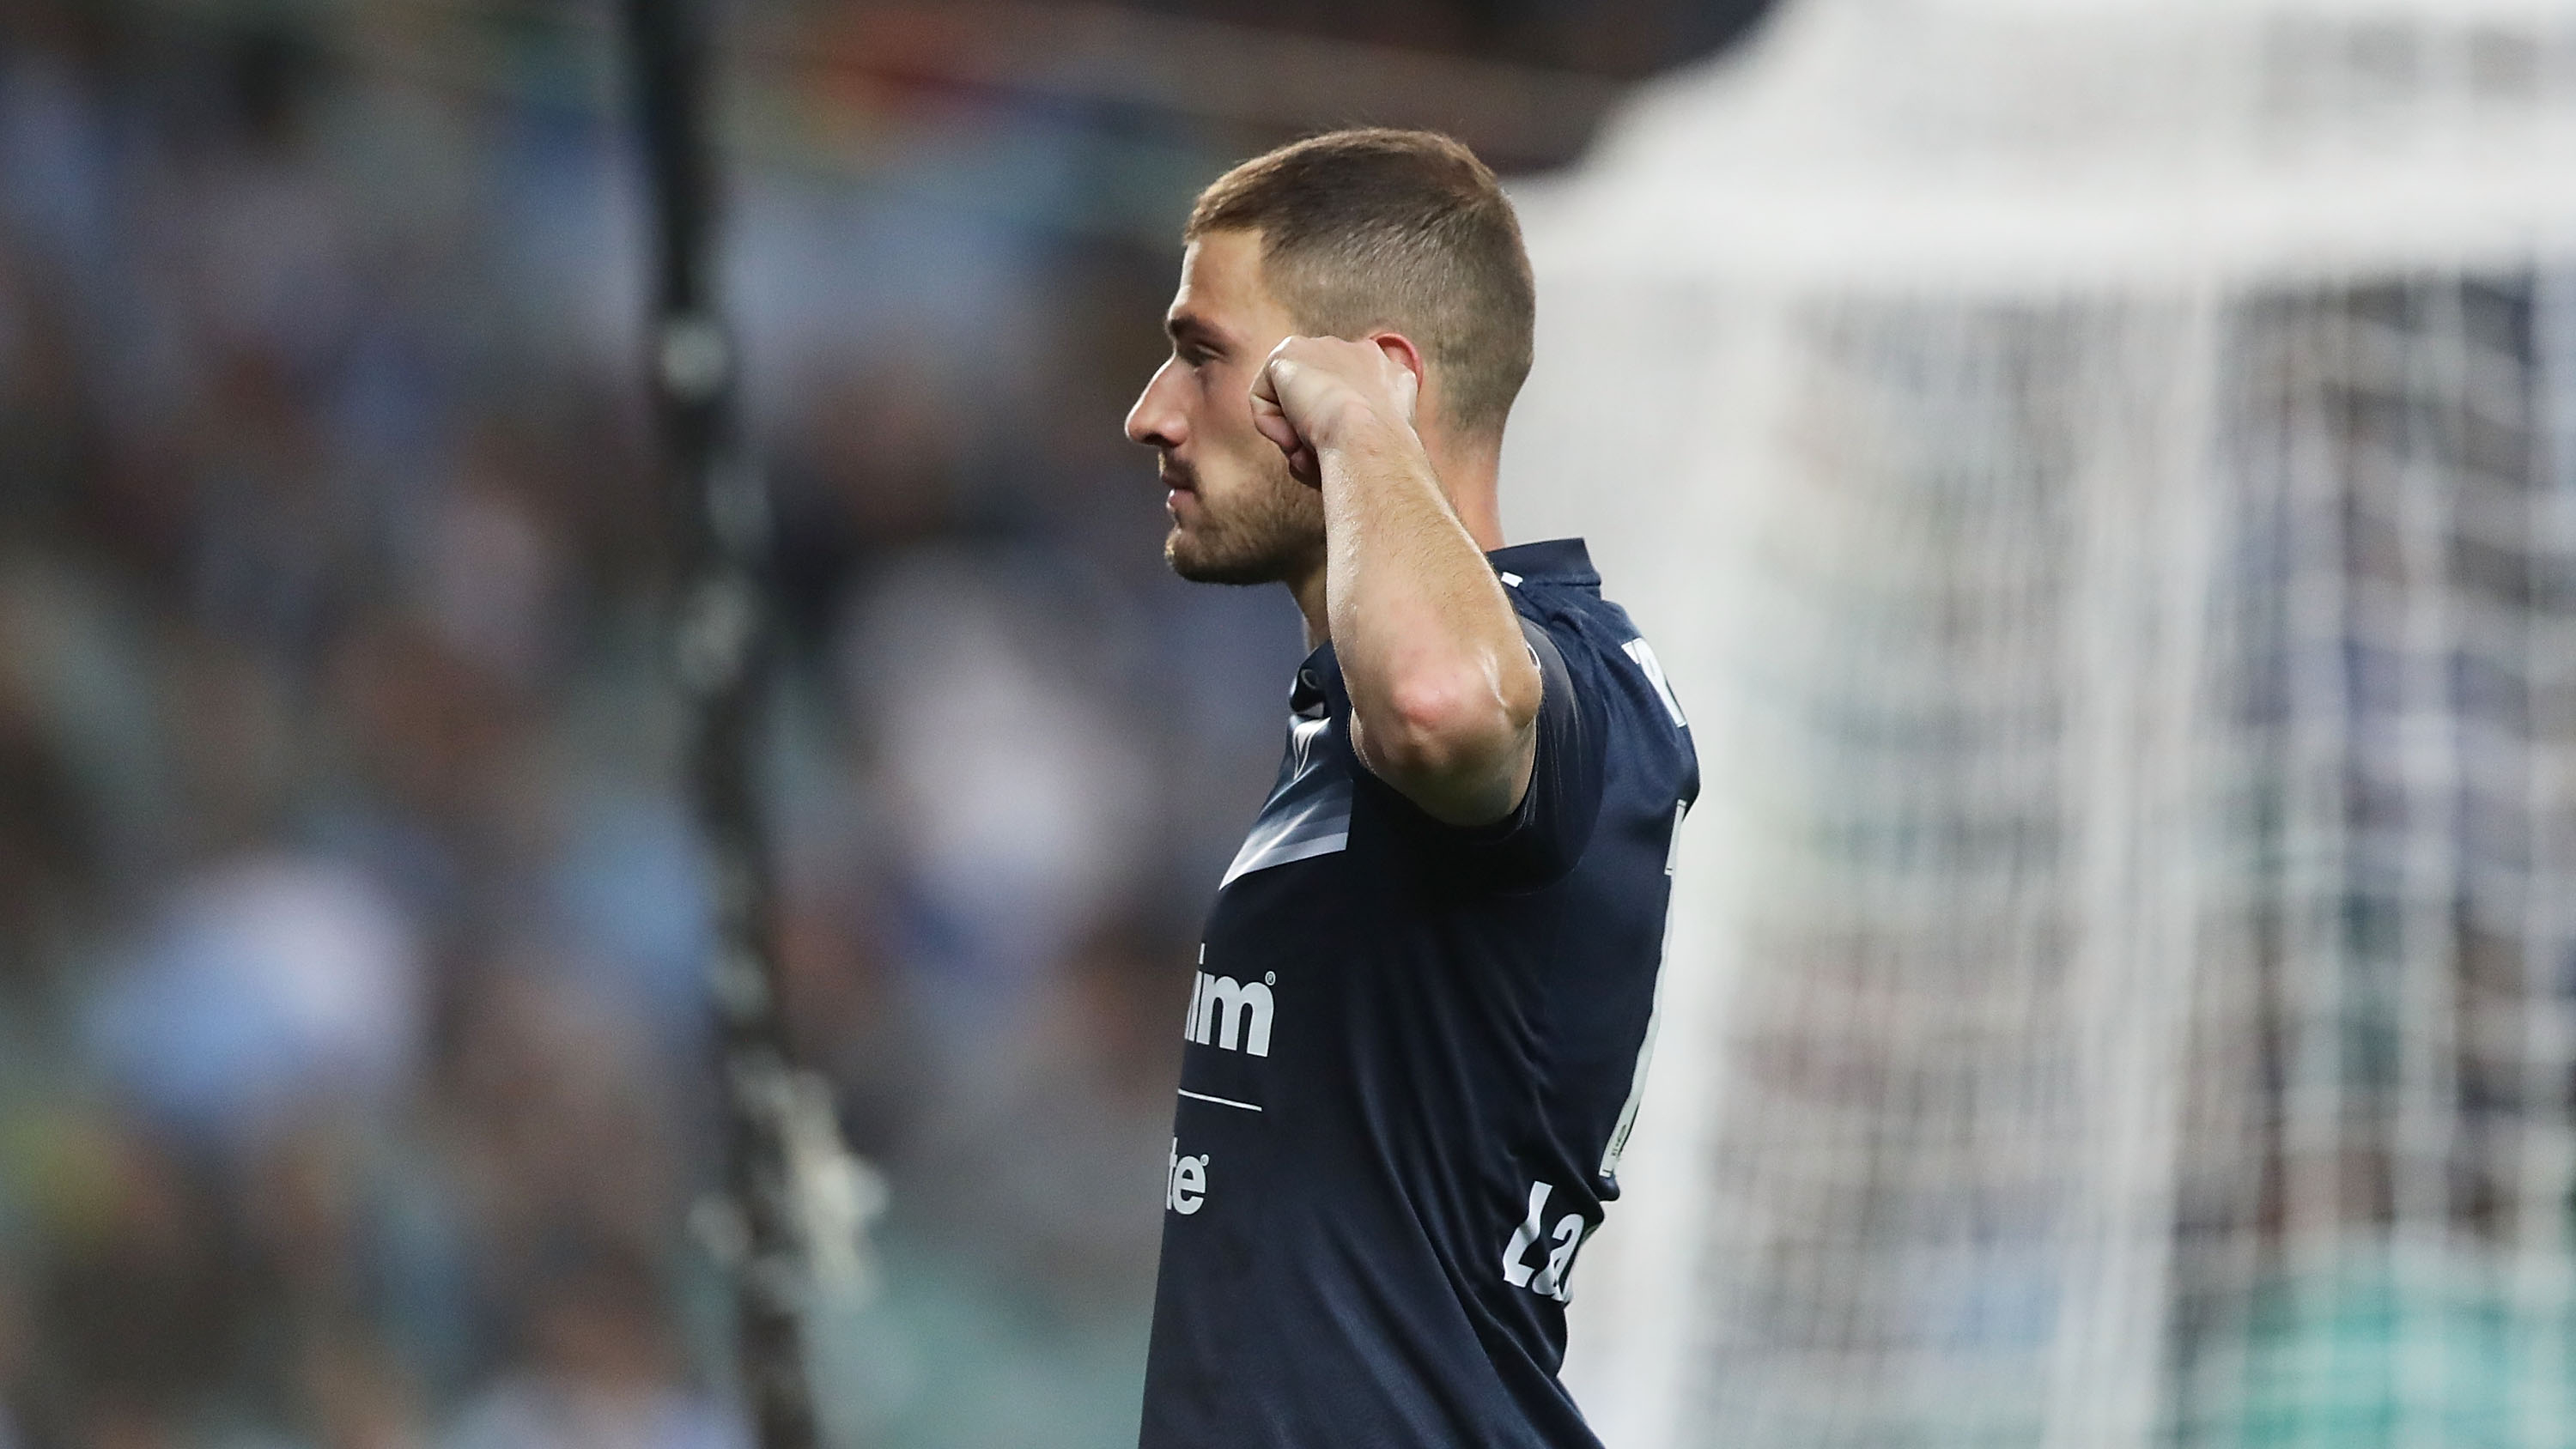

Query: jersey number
left=1503, top=1179, right=1589, bottom=1303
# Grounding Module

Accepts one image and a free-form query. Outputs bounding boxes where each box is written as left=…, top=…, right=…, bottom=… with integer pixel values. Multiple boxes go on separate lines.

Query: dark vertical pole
left=620, top=2, right=826, bottom=1446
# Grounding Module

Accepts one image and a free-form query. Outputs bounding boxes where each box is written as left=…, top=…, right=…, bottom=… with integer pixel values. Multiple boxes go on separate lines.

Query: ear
left=1367, top=330, right=1426, bottom=425
left=1367, top=330, right=1426, bottom=388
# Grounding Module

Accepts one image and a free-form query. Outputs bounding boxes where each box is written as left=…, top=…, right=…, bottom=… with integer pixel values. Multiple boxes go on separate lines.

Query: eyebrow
left=1166, top=312, right=1229, bottom=352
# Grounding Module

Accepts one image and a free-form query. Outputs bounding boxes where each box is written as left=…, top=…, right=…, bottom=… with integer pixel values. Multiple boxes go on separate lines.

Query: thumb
left=1250, top=361, right=1302, bottom=455
left=1252, top=403, right=1303, bottom=458
left=1253, top=353, right=1301, bottom=411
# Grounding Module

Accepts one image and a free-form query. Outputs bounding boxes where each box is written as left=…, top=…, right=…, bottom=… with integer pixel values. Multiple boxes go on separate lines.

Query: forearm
left=1317, top=415, right=1540, bottom=823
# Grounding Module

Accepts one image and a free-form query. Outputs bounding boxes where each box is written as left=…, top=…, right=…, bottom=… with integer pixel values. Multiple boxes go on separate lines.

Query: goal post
left=1506, top=3, right=2576, bottom=1446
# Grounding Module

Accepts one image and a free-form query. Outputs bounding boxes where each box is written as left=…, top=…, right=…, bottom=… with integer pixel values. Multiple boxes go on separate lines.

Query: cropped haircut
left=1187, top=129, right=1536, bottom=440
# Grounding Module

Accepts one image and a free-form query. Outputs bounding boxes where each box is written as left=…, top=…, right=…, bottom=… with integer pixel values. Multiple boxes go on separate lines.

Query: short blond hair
left=1188, top=129, right=1536, bottom=439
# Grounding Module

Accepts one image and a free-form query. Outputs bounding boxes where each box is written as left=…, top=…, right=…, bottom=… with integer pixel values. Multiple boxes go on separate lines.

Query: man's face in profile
left=1124, top=230, right=1324, bottom=586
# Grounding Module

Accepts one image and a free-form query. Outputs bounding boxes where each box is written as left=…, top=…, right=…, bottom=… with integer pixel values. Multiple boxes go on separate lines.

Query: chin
left=1165, top=534, right=1228, bottom=584
left=1163, top=476, right=1321, bottom=585
left=1166, top=527, right=1276, bottom=587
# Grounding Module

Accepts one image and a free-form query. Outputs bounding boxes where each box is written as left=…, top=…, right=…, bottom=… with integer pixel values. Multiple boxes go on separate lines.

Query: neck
left=1291, top=567, right=1329, bottom=651
left=1287, top=431, right=1504, bottom=650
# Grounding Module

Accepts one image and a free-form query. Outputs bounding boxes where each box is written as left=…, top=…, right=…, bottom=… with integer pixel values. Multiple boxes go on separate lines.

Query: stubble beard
left=1163, top=454, right=1324, bottom=587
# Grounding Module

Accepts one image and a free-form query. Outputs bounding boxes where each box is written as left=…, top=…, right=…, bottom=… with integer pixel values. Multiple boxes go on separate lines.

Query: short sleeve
left=1344, top=613, right=1608, bottom=894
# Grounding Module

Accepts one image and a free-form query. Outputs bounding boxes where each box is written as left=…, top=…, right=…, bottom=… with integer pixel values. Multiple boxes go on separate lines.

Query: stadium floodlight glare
left=1505, top=1, right=2576, bottom=1446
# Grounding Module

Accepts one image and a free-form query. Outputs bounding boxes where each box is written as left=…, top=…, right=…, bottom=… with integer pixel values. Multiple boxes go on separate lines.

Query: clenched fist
left=1249, top=336, right=1422, bottom=487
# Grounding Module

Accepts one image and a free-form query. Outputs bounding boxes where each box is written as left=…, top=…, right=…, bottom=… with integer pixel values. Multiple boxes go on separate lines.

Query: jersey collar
left=1486, top=537, right=1597, bottom=589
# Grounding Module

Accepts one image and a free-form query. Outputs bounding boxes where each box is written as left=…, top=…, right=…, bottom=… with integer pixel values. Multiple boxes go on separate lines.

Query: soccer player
left=1123, top=129, right=1699, bottom=1449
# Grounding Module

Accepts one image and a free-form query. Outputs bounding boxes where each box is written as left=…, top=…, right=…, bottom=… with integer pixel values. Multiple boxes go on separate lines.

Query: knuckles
left=1256, top=336, right=1419, bottom=447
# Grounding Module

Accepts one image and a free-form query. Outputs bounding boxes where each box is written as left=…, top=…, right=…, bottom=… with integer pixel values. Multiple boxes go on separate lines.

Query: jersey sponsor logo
left=1503, top=1179, right=1591, bottom=1303
left=1621, top=637, right=1689, bottom=728
left=1182, top=949, right=1274, bottom=1057
left=1167, top=1137, right=1210, bottom=1215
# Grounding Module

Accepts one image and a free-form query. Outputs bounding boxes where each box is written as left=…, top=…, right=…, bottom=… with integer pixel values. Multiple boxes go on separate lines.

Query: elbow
left=1367, top=656, right=1540, bottom=783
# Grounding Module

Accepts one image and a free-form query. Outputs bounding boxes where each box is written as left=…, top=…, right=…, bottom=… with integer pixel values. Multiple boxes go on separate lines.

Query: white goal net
left=1504, top=3, right=2576, bottom=1446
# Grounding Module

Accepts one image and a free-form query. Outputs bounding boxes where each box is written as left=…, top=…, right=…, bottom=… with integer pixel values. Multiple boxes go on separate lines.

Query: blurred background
left=0, top=2, right=1760, bottom=1448
left=13, top=0, right=2576, bottom=1447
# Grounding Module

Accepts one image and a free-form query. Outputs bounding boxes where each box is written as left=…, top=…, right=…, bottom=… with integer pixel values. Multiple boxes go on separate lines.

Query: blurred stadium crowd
left=0, top=1, right=1754, bottom=1446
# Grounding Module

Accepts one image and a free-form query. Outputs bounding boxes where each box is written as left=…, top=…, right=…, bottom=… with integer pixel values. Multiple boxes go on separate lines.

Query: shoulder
left=1510, top=585, right=1687, bottom=733
left=1507, top=579, right=1699, bottom=813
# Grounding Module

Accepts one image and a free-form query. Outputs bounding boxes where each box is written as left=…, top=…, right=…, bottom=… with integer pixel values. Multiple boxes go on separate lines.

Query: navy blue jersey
left=1139, top=539, right=1700, bottom=1449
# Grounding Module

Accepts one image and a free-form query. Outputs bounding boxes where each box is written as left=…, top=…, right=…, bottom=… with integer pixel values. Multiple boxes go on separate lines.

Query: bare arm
left=1253, top=336, right=1541, bottom=826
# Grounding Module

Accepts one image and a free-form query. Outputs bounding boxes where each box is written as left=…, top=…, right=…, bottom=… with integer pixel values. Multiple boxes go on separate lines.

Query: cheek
left=1198, top=367, right=1262, bottom=446
left=1185, top=371, right=1219, bottom=428
left=1194, top=358, right=1240, bottom=404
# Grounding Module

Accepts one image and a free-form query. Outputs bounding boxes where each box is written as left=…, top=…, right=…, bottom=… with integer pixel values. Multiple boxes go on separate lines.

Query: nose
left=1126, top=358, right=1185, bottom=451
